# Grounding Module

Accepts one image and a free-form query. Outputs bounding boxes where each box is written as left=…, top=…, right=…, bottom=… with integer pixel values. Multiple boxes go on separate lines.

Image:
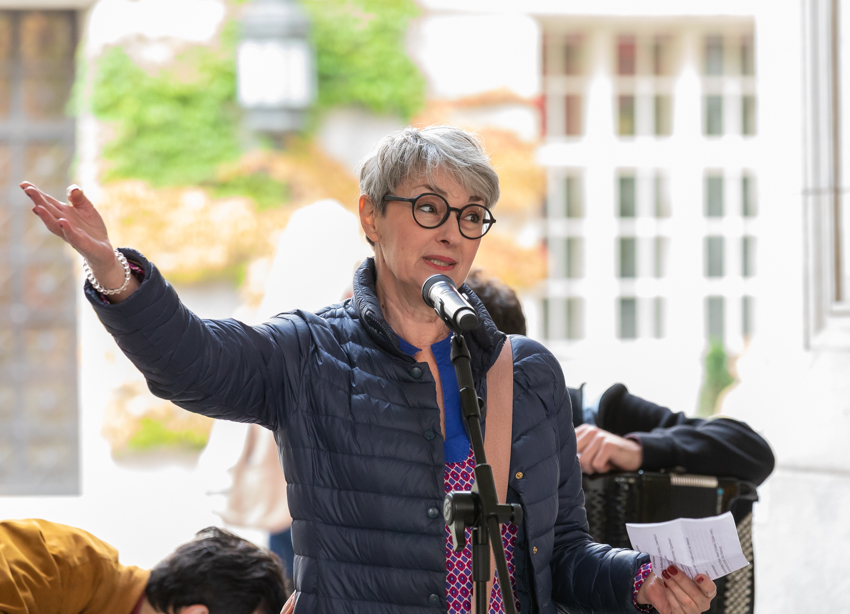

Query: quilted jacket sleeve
left=547, top=355, right=650, bottom=613
left=597, top=384, right=776, bottom=485
left=85, top=249, right=308, bottom=430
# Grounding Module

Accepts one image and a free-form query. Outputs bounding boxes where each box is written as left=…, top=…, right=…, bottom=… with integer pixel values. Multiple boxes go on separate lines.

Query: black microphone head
left=421, top=274, right=455, bottom=307
left=457, top=309, right=479, bottom=332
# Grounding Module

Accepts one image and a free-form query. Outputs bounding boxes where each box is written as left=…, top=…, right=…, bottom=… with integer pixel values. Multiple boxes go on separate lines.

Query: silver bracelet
left=83, top=249, right=132, bottom=296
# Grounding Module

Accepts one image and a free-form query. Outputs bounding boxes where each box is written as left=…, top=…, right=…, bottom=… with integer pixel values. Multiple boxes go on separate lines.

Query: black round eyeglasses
left=382, top=193, right=496, bottom=240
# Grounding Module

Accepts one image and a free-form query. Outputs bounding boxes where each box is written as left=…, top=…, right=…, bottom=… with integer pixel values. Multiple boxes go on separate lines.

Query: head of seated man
left=463, top=269, right=526, bottom=336
left=141, top=526, right=288, bottom=614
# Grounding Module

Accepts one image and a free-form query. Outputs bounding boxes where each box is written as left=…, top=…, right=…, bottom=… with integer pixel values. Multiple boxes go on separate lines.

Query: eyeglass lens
left=411, top=194, right=493, bottom=238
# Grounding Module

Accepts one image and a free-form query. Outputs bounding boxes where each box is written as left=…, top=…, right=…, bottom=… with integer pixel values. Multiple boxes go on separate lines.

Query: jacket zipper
left=523, top=533, right=536, bottom=613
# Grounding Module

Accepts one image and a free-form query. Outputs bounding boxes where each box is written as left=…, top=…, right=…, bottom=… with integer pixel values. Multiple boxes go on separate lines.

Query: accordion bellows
left=582, top=471, right=758, bottom=614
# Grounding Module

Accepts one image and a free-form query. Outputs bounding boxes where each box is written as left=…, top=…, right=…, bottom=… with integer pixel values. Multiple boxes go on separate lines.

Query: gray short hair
left=358, top=125, right=501, bottom=216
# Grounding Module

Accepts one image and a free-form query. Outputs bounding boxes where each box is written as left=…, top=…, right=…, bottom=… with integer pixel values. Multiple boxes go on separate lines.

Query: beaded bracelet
left=83, top=249, right=131, bottom=296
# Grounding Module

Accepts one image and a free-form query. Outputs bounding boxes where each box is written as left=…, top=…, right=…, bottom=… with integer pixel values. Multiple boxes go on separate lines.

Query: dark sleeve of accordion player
left=597, top=383, right=776, bottom=485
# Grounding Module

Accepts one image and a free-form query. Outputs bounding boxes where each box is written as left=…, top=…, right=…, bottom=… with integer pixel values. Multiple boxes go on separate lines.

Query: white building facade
left=537, top=13, right=760, bottom=409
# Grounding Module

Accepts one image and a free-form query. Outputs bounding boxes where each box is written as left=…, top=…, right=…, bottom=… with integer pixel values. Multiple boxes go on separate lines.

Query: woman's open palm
left=20, top=181, right=115, bottom=269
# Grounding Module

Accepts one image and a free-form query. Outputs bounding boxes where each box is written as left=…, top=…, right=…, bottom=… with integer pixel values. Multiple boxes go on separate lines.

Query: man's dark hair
left=464, top=270, right=527, bottom=336
left=146, top=527, right=288, bottom=614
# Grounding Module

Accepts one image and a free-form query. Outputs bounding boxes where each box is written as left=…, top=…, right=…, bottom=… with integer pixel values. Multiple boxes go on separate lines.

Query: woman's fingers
left=662, top=568, right=698, bottom=612
left=642, top=573, right=680, bottom=614
left=67, top=183, right=94, bottom=211
left=664, top=566, right=714, bottom=613
left=22, top=181, right=112, bottom=256
left=23, top=182, right=67, bottom=212
left=22, top=183, right=63, bottom=216
left=31, top=203, right=66, bottom=239
left=55, top=216, right=98, bottom=254
left=694, top=574, right=717, bottom=606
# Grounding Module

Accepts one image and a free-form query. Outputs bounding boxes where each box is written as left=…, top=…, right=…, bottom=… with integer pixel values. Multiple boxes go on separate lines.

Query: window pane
left=20, top=12, right=74, bottom=61
left=619, top=237, right=637, bottom=278
left=566, top=297, right=584, bottom=340
left=704, top=95, right=723, bottom=135
left=654, top=173, right=670, bottom=217
left=565, top=175, right=583, bottom=218
left=654, top=236, right=668, bottom=277
left=20, top=12, right=75, bottom=121
left=23, top=73, right=73, bottom=120
left=0, top=15, right=11, bottom=119
left=654, top=95, right=672, bottom=136
left=619, top=175, right=636, bottom=217
left=742, top=295, right=754, bottom=339
left=619, top=297, right=638, bottom=339
left=705, top=236, right=724, bottom=277
left=741, top=35, right=755, bottom=76
left=653, top=297, right=665, bottom=338
left=742, top=95, right=756, bottom=136
left=23, top=379, right=73, bottom=426
left=617, top=35, right=636, bottom=75
left=653, top=36, right=672, bottom=76
left=618, top=95, right=635, bottom=136
left=565, top=95, right=583, bottom=136
left=706, top=175, right=724, bottom=217
left=565, top=35, right=583, bottom=75
left=742, top=235, right=755, bottom=277
left=742, top=174, right=756, bottom=217
left=705, top=35, right=724, bottom=75
left=706, top=296, right=725, bottom=341
left=0, top=144, right=10, bottom=192
left=24, top=142, right=73, bottom=195
left=565, top=237, right=583, bottom=278
left=0, top=15, right=10, bottom=60
left=22, top=260, right=75, bottom=313
left=0, top=327, right=13, bottom=368
left=0, top=10, right=78, bottom=496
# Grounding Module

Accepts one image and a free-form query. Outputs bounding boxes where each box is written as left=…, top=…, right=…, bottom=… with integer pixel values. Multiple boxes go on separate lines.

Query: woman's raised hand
left=20, top=181, right=140, bottom=302
left=21, top=181, right=111, bottom=261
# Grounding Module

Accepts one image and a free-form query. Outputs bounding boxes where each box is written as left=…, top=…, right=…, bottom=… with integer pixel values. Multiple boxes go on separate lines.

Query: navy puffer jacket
left=88, top=251, right=648, bottom=614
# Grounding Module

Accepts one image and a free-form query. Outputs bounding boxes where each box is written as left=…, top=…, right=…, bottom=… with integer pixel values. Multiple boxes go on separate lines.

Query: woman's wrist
left=84, top=248, right=142, bottom=304
left=633, top=563, right=654, bottom=611
left=84, top=249, right=129, bottom=293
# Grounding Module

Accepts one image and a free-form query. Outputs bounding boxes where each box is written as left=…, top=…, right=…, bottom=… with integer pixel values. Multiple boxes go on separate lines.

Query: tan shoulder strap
left=476, top=336, right=514, bottom=613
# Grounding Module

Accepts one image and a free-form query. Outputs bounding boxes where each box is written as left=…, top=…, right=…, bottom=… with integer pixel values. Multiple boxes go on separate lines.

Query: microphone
left=422, top=274, right=479, bottom=332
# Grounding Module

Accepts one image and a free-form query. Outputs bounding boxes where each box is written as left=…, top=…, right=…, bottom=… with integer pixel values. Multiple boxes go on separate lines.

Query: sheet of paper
left=626, top=512, right=748, bottom=581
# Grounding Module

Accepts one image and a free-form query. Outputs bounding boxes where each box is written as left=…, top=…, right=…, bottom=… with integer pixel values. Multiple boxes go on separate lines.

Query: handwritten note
left=626, top=512, right=748, bottom=581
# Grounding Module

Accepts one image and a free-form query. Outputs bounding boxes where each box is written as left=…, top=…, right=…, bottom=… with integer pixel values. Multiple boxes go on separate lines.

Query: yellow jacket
left=0, top=518, right=149, bottom=614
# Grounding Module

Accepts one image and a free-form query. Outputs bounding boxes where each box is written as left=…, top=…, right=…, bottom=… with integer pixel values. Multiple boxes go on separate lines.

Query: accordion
left=582, top=471, right=759, bottom=614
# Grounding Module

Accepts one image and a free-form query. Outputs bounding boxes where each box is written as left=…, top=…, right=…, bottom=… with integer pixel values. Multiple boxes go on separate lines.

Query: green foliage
left=87, top=0, right=424, bottom=195
left=210, top=171, right=291, bottom=211
left=698, top=340, right=736, bottom=416
left=91, top=41, right=243, bottom=187
left=302, top=0, right=426, bottom=120
left=126, top=417, right=209, bottom=452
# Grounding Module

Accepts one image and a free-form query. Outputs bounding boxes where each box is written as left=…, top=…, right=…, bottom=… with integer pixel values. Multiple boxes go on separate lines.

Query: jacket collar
left=352, top=258, right=506, bottom=378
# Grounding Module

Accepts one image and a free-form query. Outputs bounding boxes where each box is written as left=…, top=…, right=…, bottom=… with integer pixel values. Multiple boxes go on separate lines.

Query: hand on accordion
left=575, top=424, right=643, bottom=474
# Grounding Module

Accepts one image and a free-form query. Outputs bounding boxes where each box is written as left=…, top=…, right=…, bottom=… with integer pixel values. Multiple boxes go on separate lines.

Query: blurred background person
left=199, top=199, right=371, bottom=583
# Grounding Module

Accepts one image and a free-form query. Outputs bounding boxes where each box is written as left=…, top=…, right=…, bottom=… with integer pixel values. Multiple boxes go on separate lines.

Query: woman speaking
left=21, top=125, right=714, bottom=614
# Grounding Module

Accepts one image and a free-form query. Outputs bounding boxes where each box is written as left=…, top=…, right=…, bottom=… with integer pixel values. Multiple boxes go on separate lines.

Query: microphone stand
left=443, top=329, right=522, bottom=614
